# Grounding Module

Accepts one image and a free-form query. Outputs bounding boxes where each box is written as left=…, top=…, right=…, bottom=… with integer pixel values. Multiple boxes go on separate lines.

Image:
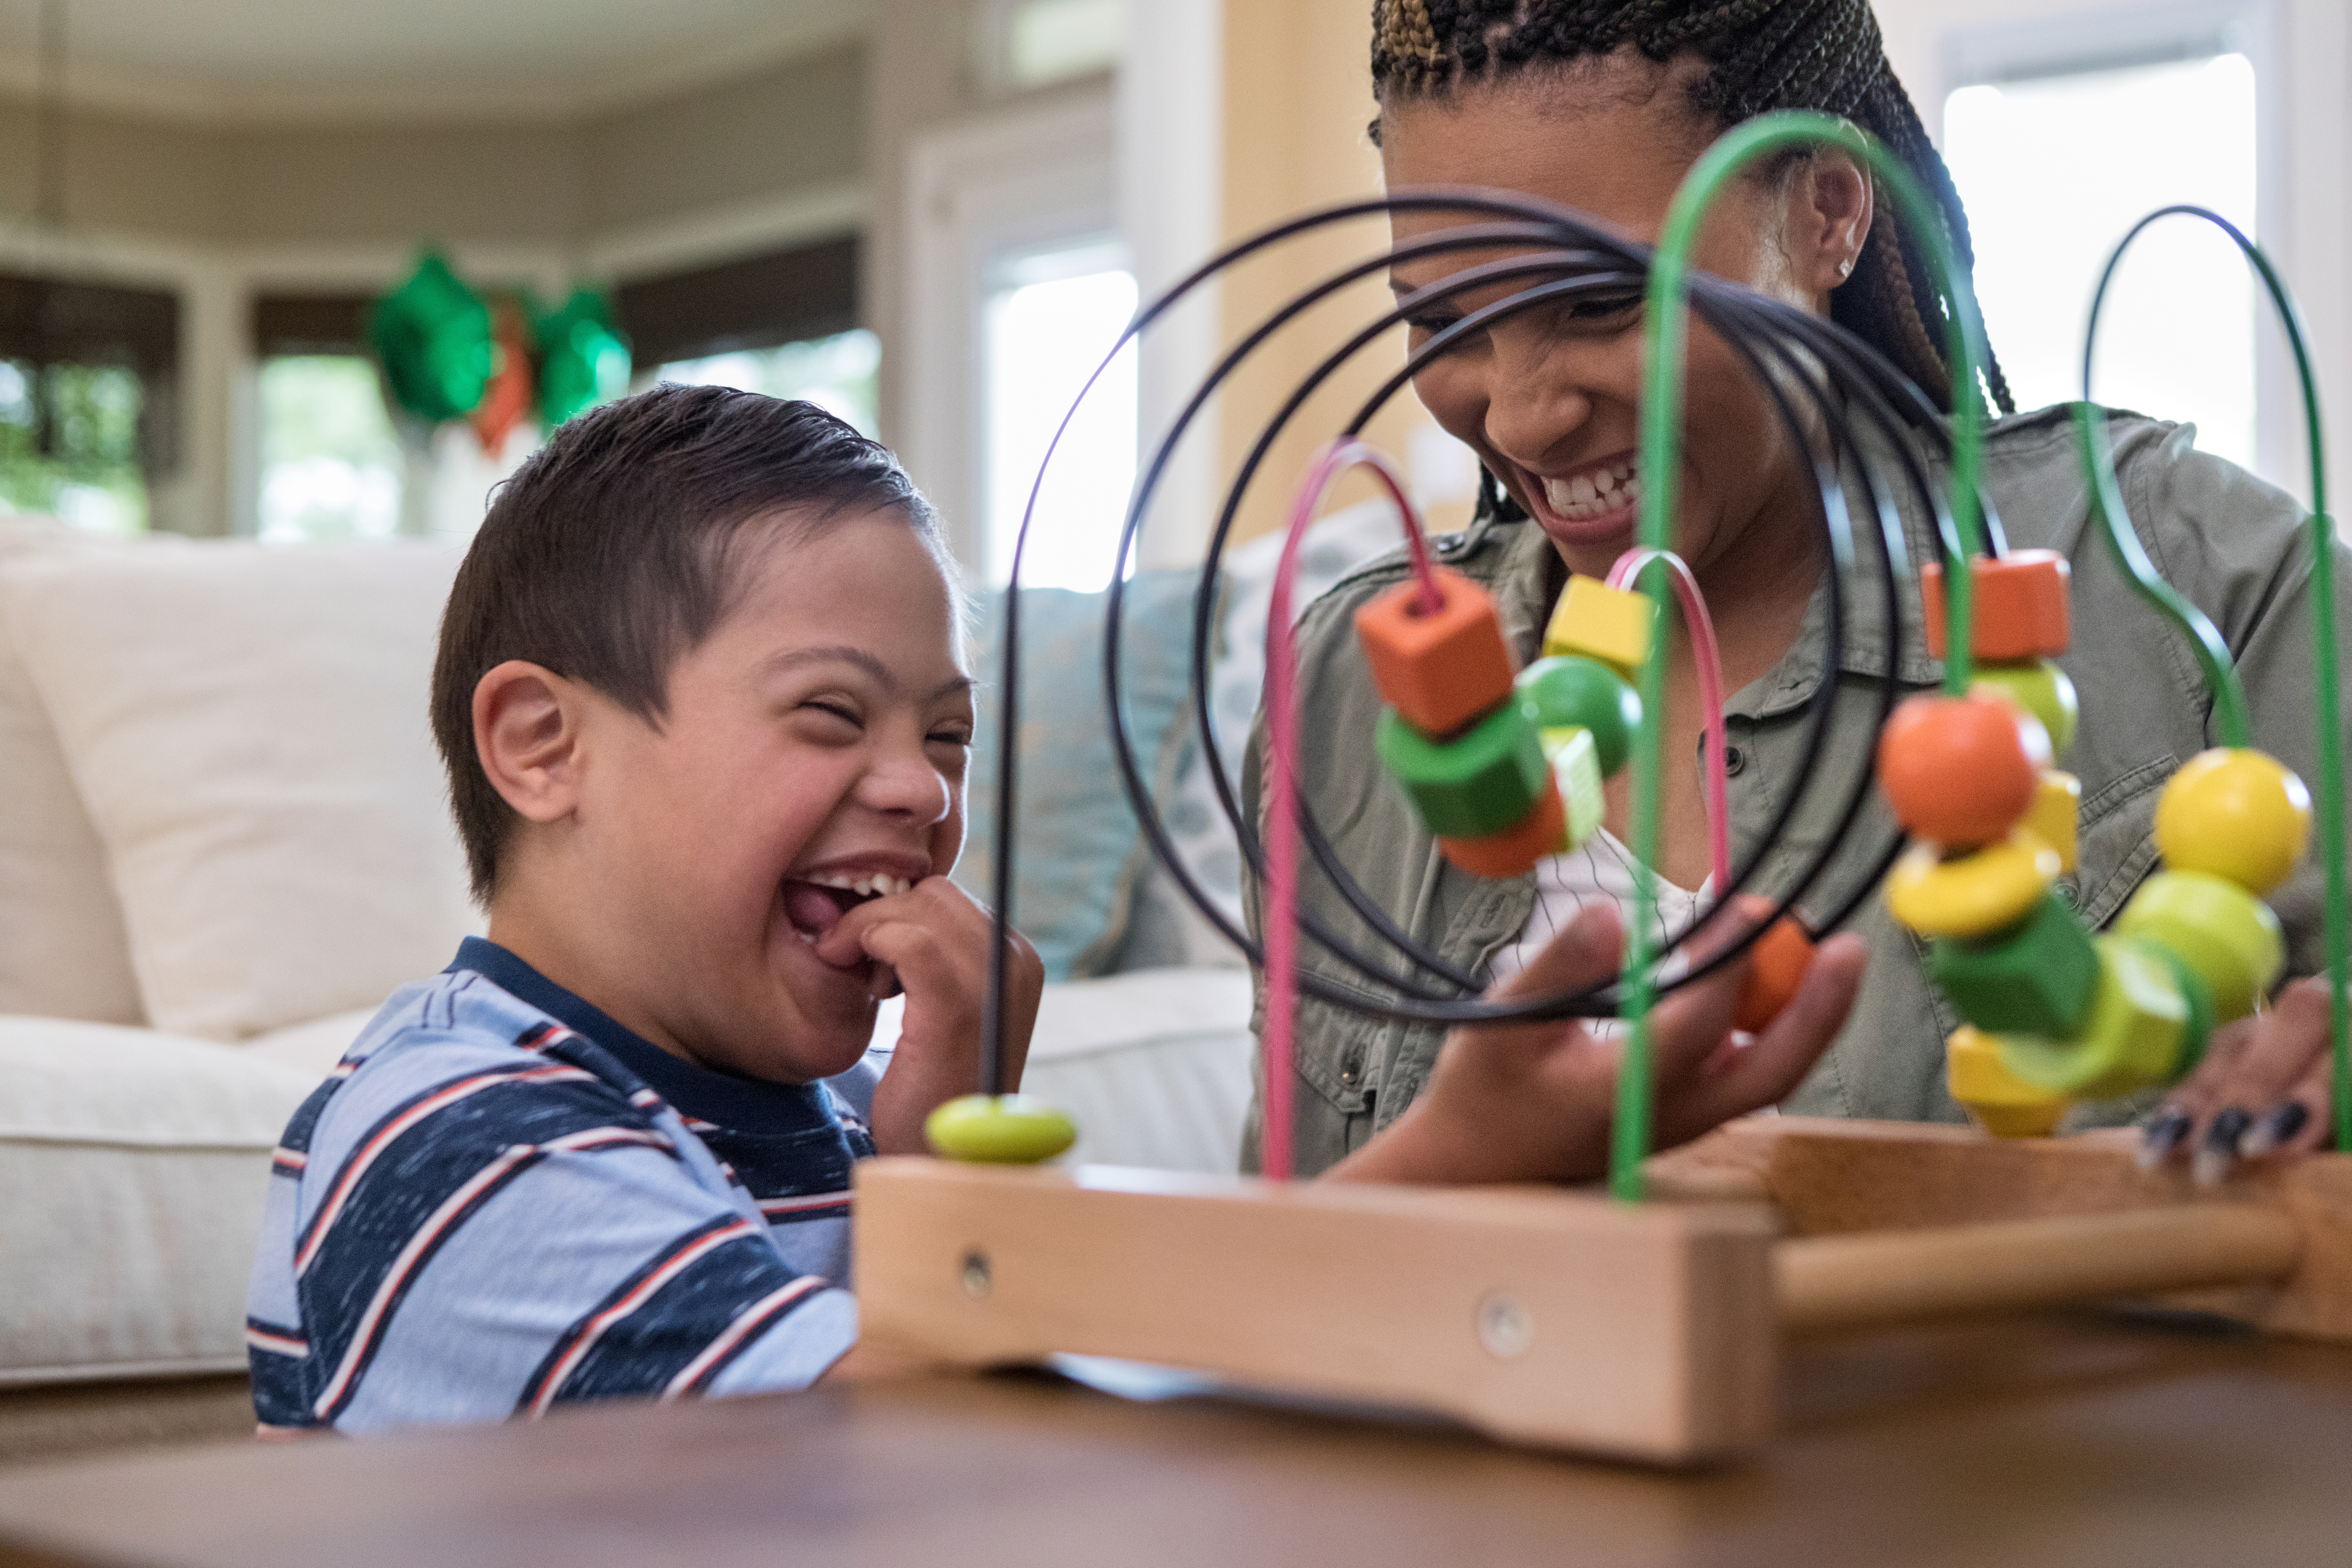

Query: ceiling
left=0, top=0, right=871, bottom=125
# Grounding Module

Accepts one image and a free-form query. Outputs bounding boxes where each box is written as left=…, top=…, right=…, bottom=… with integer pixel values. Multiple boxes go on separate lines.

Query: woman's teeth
left=1542, top=462, right=1639, bottom=523
left=810, top=872, right=915, bottom=898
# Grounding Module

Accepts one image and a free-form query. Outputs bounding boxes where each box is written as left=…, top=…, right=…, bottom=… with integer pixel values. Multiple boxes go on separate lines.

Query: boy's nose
left=857, top=754, right=952, bottom=825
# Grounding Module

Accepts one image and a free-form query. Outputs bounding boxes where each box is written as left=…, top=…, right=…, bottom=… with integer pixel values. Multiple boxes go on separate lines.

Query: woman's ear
left=1792, top=148, right=1874, bottom=312
left=473, top=660, right=589, bottom=825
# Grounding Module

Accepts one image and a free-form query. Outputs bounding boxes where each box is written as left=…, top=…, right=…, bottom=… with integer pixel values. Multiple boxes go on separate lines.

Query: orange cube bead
left=1922, top=548, right=2072, bottom=661
left=1353, top=568, right=1517, bottom=738
left=1734, top=915, right=1817, bottom=1033
left=1438, top=776, right=1565, bottom=880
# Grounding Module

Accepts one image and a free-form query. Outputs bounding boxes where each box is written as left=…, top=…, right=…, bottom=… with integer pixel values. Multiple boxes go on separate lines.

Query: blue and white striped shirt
left=245, top=938, right=868, bottom=1434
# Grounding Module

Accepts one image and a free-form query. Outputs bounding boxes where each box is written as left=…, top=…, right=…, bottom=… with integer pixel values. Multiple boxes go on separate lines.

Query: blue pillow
left=953, top=572, right=1199, bottom=980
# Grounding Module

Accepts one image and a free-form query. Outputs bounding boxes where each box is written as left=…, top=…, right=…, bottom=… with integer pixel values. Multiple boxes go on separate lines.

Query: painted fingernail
left=2193, top=1107, right=2253, bottom=1187
left=2239, top=1101, right=2309, bottom=1159
left=2137, top=1108, right=2192, bottom=1171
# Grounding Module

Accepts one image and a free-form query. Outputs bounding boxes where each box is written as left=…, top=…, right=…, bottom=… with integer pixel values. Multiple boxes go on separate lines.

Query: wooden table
left=1, top=1313, right=2348, bottom=1568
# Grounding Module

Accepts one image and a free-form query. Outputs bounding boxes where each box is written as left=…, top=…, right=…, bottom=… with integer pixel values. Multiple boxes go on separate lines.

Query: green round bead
left=1375, top=702, right=1548, bottom=840
left=1972, top=659, right=2079, bottom=758
left=1516, top=656, right=1642, bottom=776
left=2112, top=869, right=2284, bottom=1023
left=924, top=1094, right=1078, bottom=1165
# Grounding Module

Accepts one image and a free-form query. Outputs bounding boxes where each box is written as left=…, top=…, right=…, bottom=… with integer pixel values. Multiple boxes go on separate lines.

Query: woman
left=1253, top=0, right=2345, bottom=1180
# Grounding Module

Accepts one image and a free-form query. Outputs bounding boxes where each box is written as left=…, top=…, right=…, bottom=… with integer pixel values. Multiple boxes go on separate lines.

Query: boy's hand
left=1325, top=898, right=1865, bottom=1187
left=813, top=877, right=1043, bottom=1155
left=2143, top=974, right=2339, bottom=1181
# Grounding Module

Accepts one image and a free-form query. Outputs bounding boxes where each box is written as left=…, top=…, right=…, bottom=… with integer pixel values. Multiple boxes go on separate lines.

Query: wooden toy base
left=853, top=1118, right=2351, bottom=1465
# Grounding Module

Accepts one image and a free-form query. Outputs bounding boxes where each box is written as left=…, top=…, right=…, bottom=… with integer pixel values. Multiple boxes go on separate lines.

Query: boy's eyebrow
left=760, top=646, right=976, bottom=702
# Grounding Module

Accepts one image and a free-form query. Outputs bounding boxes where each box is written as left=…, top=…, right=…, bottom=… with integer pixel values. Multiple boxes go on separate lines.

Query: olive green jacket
left=1242, top=407, right=2352, bottom=1176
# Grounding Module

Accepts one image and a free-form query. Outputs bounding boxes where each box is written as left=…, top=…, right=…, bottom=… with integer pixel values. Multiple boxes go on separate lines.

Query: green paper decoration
left=534, top=288, right=632, bottom=429
left=369, top=252, right=496, bottom=424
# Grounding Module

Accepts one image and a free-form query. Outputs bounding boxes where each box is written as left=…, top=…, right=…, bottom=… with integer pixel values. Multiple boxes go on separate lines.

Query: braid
left=1373, top=0, right=2016, bottom=415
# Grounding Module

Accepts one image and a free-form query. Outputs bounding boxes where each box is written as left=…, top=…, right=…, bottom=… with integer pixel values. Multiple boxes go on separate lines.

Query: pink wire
left=1606, top=549, right=1732, bottom=892
left=1263, top=438, right=1428, bottom=1183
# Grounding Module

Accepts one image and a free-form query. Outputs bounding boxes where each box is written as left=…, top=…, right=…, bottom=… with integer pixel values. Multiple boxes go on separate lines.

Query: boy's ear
left=473, top=660, right=589, bottom=825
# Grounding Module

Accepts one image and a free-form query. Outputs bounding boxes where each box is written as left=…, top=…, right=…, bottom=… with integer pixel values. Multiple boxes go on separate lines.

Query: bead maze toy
left=869, top=114, right=2352, bottom=1463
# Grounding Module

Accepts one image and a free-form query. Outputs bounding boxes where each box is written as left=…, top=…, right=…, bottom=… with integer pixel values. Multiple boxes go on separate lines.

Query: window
left=1943, top=50, right=2259, bottom=467
left=644, top=328, right=881, bottom=437
left=255, top=357, right=402, bottom=545
left=981, top=242, right=1138, bottom=590
left=1003, top=0, right=1124, bottom=89
left=0, top=360, right=146, bottom=533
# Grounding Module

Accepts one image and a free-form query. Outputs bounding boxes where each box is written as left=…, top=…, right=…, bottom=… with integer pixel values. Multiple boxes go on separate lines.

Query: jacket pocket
left=2073, top=755, right=2173, bottom=929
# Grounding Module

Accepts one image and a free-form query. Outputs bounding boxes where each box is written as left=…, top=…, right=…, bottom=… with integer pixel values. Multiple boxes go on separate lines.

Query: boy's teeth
left=807, top=872, right=913, bottom=898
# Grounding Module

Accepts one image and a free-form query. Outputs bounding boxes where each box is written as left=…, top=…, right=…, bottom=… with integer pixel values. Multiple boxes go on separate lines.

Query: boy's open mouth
left=781, top=872, right=916, bottom=943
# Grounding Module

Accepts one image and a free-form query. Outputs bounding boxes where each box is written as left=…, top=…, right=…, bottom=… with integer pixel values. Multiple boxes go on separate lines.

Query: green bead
left=2133, top=940, right=2213, bottom=1074
left=1516, top=656, right=1642, bottom=776
left=1376, top=702, right=1548, bottom=840
left=1973, top=659, right=2079, bottom=758
left=924, top=1094, right=1078, bottom=1164
left=1998, top=937, right=2190, bottom=1099
left=1544, top=724, right=1606, bottom=852
left=1929, top=891, right=2099, bottom=1036
left=2112, top=869, right=2284, bottom=1023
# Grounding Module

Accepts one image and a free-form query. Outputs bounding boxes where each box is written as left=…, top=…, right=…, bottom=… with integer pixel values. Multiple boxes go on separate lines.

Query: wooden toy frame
left=856, top=1120, right=2350, bottom=1465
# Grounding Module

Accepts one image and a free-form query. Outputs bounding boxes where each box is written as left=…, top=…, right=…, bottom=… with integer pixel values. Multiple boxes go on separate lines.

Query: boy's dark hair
left=430, top=384, right=945, bottom=902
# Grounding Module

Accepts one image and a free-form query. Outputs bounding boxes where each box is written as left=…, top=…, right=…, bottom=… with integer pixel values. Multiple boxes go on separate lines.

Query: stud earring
left=1837, top=258, right=1854, bottom=279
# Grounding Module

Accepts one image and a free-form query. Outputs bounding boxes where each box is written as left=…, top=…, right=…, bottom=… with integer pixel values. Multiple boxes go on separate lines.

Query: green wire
left=2079, top=208, right=2347, bottom=1153
left=1615, top=111, right=1994, bottom=1200
left=2068, top=402, right=2253, bottom=748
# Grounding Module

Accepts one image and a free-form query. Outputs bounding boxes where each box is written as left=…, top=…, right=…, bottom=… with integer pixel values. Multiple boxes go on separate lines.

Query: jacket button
left=1724, top=746, right=1746, bottom=776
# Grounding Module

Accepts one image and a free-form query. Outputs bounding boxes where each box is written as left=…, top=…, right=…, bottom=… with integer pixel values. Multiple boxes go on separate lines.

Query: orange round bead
left=1734, top=915, right=1817, bottom=1034
left=1876, top=693, right=2052, bottom=848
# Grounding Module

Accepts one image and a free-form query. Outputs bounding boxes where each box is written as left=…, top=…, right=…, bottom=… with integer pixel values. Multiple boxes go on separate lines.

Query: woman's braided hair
left=1372, top=0, right=2015, bottom=415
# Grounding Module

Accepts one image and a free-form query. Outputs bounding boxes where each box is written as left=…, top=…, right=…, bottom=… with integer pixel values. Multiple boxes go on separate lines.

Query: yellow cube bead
left=2153, top=748, right=2312, bottom=896
left=1946, top=1026, right=2069, bottom=1139
left=1997, top=938, right=2191, bottom=1100
left=1542, top=573, right=1656, bottom=679
left=2113, top=869, right=2284, bottom=1023
left=1542, top=724, right=1606, bottom=854
left=1883, top=830, right=2062, bottom=939
left=2024, top=770, right=2080, bottom=874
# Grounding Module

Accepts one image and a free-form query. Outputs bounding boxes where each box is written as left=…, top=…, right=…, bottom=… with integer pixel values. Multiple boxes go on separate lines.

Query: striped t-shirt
left=245, top=937, right=870, bottom=1434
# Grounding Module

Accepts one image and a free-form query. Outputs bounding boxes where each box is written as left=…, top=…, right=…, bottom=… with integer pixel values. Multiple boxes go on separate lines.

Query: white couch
left=0, top=517, right=1256, bottom=1398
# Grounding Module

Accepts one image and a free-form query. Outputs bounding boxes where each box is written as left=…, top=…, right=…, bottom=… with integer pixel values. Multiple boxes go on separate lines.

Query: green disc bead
left=2133, top=939, right=2214, bottom=1074
left=1516, top=656, right=1642, bottom=777
left=924, top=1094, right=1078, bottom=1164
left=1972, top=659, right=2079, bottom=758
left=1998, top=937, right=2190, bottom=1100
left=1929, top=890, right=2100, bottom=1037
left=1376, top=701, right=1548, bottom=840
left=2112, top=868, right=2284, bottom=1023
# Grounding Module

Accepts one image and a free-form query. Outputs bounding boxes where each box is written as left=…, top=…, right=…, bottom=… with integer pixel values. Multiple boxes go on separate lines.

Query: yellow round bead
left=924, top=1094, right=1078, bottom=1165
left=1884, top=830, right=2063, bottom=939
left=2153, top=748, right=2312, bottom=895
left=1946, top=1026, right=2069, bottom=1139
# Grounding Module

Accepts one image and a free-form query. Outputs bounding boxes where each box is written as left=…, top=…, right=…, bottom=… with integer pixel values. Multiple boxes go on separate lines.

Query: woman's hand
left=817, top=877, right=1043, bottom=1155
left=2141, top=975, right=2340, bottom=1182
left=1324, top=898, right=1867, bottom=1187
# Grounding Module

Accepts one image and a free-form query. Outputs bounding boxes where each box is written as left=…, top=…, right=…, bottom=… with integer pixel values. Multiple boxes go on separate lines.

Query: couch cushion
left=0, top=541, right=476, bottom=1040
left=0, top=1015, right=322, bottom=1385
left=867, top=967, right=1255, bottom=1173
left=0, top=520, right=144, bottom=1024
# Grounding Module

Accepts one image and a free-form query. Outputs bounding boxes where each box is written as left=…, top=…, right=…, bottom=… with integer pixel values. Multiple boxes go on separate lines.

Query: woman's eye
left=1568, top=294, right=1644, bottom=323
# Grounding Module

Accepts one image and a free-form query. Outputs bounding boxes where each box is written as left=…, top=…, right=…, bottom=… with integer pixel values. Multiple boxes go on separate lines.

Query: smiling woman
left=1240, top=0, right=2352, bottom=1180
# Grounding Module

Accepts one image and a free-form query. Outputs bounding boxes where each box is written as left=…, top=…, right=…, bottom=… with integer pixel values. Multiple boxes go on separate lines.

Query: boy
left=248, top=386, right=1863, bottom=1435
left=246, top=387, right=1042, bottom=1433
